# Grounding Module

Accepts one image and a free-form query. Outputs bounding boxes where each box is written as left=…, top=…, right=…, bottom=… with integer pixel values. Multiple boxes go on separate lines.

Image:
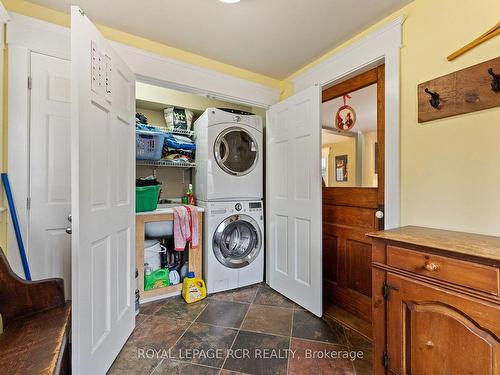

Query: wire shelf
left=136, top=159, right=196, bottom=168
left=167, top=128, right=194, bottom=137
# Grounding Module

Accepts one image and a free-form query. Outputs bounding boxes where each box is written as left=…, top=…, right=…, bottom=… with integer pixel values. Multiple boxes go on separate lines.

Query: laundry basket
left=136, top=184, right=161, bottom=212
left=136, top=130, right=166, bottom=160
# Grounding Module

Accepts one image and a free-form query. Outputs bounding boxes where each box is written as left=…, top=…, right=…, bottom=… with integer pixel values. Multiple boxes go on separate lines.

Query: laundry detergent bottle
left=182, top=272, right=206, bottom=304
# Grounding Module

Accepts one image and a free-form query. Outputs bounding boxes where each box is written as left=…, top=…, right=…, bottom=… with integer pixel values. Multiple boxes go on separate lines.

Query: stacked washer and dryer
left=194, top=108, right=264, bottom=294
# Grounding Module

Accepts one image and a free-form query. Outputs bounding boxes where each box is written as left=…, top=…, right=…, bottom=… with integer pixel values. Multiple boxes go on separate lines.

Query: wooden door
left=386, top=273, right=500, bottom=375
left=322, top=66, right=385, bottom=323
left=71, top=6, right=136, bottom=374
left=266, top=85, right=323, bottom=316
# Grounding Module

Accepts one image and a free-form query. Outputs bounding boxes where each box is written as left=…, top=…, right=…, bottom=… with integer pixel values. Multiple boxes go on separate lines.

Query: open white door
left=71, top=6, right=136, bottom=374
left=266, top=85, right=322, bottom=316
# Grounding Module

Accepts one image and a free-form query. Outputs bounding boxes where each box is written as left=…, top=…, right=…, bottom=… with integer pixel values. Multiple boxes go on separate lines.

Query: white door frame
left=292, top=16, right=404, bottom=229
left=6, top=12, right=280, bottom=274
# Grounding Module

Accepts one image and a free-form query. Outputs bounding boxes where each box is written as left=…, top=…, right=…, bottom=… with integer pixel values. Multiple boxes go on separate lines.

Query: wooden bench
left=0, top=249, right=71, bottom=374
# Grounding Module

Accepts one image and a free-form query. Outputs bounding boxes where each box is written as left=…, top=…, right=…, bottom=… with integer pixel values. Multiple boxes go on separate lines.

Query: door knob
left=375, top=210, right=384, bottom=219
left=65, top=226, right=72, bottom=235
left=68, top=214, right=72, bottom=222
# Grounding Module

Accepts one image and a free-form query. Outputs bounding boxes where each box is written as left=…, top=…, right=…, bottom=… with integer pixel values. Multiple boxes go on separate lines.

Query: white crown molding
left=6, top=12, right=280, bottom=107
left=111, top=41, right=280, bottom=108
left=0, top=2, right=10, bottom=24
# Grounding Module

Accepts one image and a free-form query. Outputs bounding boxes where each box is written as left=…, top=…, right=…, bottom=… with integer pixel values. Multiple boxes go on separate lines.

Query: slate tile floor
left=109, top=283, right=372, bottom=375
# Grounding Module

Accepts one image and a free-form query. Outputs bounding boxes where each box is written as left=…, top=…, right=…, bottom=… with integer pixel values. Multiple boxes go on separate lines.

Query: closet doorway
left=321, top=65, right=385, bottom=338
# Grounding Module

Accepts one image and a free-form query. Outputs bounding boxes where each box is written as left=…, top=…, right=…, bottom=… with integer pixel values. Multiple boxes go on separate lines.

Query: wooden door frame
left=322, top=65, right=385, bottom=208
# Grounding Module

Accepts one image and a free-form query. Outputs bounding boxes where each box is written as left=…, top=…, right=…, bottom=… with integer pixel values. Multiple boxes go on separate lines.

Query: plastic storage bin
left=136, top=130, right=166, bottom=160
left=136, top=184, right=161, bottom=212
left=144, top=221, right=174, bottom=238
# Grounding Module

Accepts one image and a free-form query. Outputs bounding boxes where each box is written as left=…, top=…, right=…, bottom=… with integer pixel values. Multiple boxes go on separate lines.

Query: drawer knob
left=424, top=262, right=439, bottom=272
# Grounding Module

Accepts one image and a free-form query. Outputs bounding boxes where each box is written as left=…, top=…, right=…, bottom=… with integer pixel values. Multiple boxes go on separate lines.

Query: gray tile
left=292, top=310, right=348, bottom=345
left=288, top=338, right=355, bottom=375
left=107, top=341, right=160, bottom=375
left=208, top=284, right=260, bottom=304
left=241, top=304, right=293, bottom=337
left=196, top=300, right=249, bottom=328
left=170, top=323, right=238, bottom=368
left=140, top=299, right=167, bottom=315
left=253, top=284, right=295, bottom=309
left=153, top=359, right=220, bottom=375
left=155, top=295, right=208, bottom=322
left=223, top=330, right=289, bottom=375
left=128, top=315, right=190, bottom=351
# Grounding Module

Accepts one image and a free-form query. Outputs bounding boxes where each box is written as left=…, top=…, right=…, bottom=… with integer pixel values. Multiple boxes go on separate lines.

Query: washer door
left=214, top=127, right=258, bottom=176
left=213, top=214, right=262, bottom=268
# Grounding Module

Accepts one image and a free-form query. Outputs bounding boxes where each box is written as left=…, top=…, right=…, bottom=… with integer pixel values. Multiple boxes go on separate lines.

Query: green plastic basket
left=136, top=185, right=161, bottom=212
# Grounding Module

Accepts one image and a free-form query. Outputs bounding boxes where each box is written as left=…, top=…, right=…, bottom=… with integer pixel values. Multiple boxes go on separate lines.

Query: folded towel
left=173, top=205, right=199, bottom=251
left=164, top=134, right=196, bottom=151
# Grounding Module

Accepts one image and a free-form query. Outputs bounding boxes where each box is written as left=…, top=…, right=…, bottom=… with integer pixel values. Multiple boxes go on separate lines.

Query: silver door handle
left=68, top=214, right=72, bottom=222
left=65, top=226, right=72, bottom=235
left=375, top=210, right=384, bottom=219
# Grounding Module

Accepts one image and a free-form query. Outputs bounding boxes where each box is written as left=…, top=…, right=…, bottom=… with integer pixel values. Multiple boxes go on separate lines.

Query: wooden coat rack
left=418, top=56, right=500, bottom=123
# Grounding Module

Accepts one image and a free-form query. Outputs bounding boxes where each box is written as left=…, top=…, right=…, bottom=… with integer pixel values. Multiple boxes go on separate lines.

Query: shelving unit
left=136, top=159, right=196, bottom=168
left=136, top=211, right=203, bottom=302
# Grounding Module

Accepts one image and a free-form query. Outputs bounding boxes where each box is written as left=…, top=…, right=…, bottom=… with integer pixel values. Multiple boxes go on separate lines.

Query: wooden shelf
left=136, top=212, right=202, bottom=302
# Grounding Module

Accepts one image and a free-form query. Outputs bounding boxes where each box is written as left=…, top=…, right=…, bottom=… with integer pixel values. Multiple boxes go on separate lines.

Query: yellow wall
left=2, top=0, right=500, bottom=246
left=287, top=0, right=500, bottom=236
left=361, top=131, right=377, bottom=187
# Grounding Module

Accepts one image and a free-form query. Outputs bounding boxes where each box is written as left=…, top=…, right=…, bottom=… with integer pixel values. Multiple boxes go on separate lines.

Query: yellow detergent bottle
left=182, top=272, right=207, bottom=303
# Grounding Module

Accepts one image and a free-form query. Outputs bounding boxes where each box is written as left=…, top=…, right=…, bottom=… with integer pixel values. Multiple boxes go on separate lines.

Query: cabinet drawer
left=387, top=245, right=499, bottom=295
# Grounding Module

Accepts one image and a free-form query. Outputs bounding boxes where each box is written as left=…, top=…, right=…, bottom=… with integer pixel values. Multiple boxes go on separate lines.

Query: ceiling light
left=219, top=0, right=241, bottom=3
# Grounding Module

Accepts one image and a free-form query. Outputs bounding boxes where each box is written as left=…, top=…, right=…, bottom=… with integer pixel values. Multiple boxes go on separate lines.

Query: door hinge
left=26, top=197, right=31, bottom=210
left=27, top=76, right=32, bottom=90
left=383, top=351, right=390, bottom=368
left=382, top=282, right=398, bottom=300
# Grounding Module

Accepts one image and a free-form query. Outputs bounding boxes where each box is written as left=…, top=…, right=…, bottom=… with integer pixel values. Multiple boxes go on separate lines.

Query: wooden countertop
left=367, top=226, right=500, bottom=263
left=136, top=205, right=205, bottom=216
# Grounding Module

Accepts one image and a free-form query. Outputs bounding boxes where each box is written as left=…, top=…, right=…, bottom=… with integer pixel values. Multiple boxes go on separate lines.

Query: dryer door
left=213, top=214, right=262, bottom=269
left=214, top=127, right=258, bottom=176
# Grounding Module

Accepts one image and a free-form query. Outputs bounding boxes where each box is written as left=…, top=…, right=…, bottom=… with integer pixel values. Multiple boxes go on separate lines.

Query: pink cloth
left=173, top=205, right=198, bottom=251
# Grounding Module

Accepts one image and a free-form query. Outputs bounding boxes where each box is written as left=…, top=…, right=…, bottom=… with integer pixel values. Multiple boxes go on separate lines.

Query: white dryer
left=194, top=108, right=263, bottom=201
left=199, top=200, right=264, bottom=294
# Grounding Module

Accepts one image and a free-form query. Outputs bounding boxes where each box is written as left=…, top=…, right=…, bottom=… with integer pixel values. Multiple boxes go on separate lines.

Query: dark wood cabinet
left=369, top=226, right=500, bottom=375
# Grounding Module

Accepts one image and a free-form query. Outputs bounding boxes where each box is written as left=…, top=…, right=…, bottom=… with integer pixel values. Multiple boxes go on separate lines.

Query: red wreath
left=335, top=94, right=356, bottom=132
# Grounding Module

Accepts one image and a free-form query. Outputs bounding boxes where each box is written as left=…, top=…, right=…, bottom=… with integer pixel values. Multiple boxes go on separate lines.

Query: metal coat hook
left=424, top=88, right=440, bottom=108
left=488, top=68, right=500, bottom=93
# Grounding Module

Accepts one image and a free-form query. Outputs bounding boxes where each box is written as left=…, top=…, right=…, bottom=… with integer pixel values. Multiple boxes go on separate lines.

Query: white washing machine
left=194, top=108, right=263, bottom=202
left=199, top=200, right=264, bottom=294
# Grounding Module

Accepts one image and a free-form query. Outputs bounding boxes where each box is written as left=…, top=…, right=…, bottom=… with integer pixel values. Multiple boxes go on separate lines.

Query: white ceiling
left=322, top=83, right=377, bottom=133
left=29, top=0, right=411, bottom=79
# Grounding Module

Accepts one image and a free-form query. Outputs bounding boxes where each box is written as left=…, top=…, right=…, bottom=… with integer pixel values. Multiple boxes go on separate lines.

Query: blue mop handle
left=1, top=173, right=31, bottom=280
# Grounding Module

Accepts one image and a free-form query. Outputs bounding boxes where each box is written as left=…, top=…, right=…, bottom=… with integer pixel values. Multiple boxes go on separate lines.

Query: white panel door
left=266, top=85, right=322, bottom=316
left=29, top=52, right=72, bottom=298
left=71, top=7, right=136, bottom=374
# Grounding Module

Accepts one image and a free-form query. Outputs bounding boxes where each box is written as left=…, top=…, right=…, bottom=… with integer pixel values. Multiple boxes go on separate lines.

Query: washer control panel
left=247, top=201, right=262, bottom=213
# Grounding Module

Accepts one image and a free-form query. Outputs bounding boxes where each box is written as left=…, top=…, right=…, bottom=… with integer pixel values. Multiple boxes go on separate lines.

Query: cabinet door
left=386, top=273, right=500, bottom=375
